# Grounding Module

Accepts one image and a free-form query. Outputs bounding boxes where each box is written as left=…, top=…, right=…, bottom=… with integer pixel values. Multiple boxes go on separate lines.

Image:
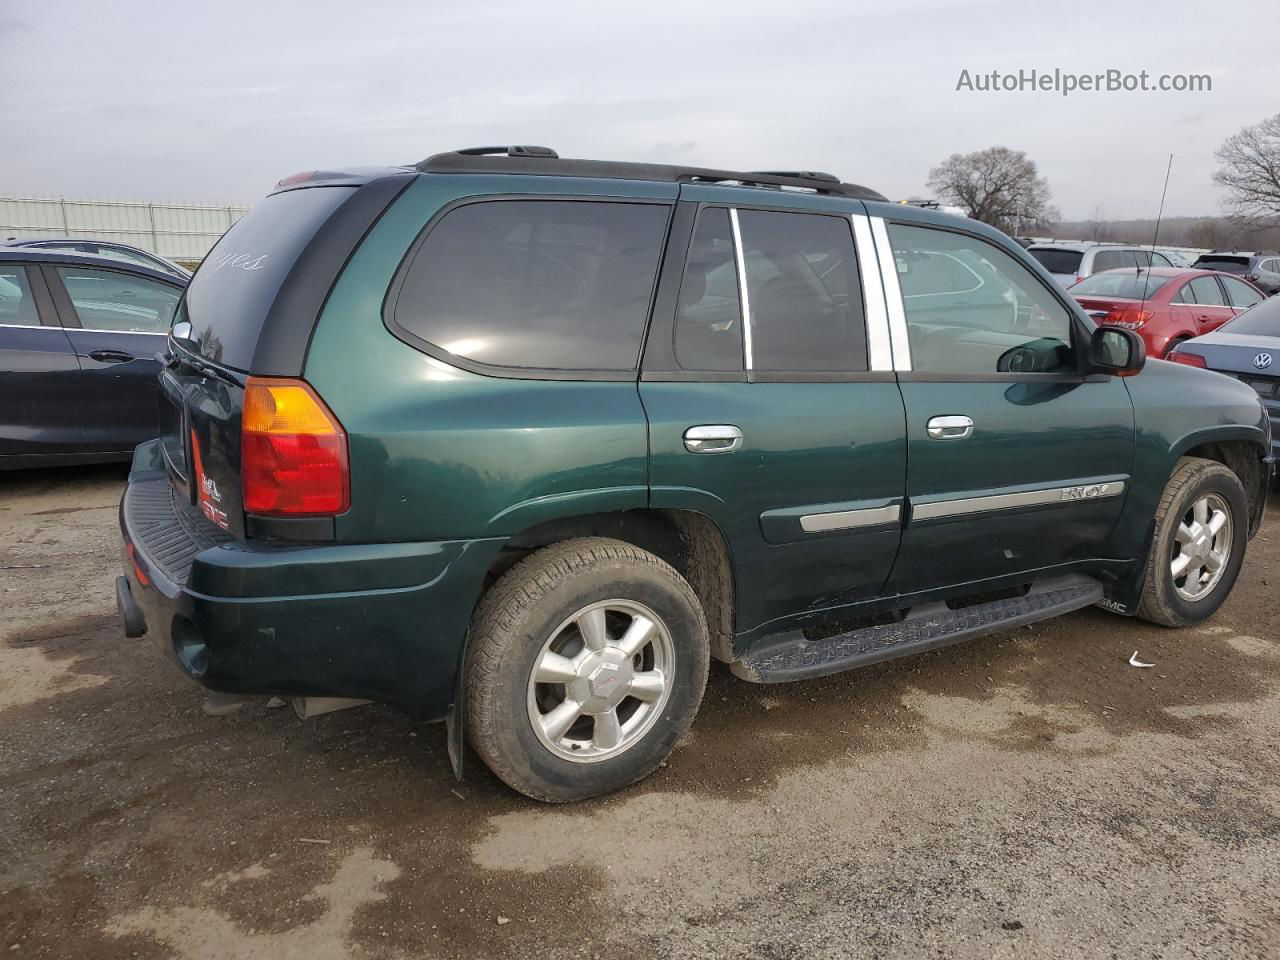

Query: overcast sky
left=3, top=0, right=1277, bottom=219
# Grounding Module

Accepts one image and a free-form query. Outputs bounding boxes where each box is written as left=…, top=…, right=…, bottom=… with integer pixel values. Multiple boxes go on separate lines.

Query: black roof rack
left=417, top=148, right=885, bottom=201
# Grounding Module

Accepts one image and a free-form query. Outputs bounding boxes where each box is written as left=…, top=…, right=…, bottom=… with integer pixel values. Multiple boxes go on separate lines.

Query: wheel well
left=484, top=509, right=737, bottom=662
left=1182, top=439, right=1268, bottom=531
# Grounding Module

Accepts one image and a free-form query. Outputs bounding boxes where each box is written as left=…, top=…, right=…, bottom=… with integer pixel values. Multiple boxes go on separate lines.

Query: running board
left=732, top=574, right=1103, bottom=684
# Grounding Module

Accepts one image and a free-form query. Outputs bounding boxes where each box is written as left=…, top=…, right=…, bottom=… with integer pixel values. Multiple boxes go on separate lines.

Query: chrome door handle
left=683, top=425, right=743, bottom=454
left=926, top=415, right=973, bottom=440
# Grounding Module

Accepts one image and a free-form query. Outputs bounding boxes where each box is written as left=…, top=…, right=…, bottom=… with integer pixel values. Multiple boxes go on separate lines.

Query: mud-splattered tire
left=1136, top=457, right=1248, bottom=627
left=464, top=538, right=710, bottom=802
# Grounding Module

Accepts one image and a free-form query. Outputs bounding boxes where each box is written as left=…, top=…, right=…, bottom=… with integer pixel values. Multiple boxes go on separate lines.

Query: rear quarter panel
left=304, top=173, right=678, bottom=543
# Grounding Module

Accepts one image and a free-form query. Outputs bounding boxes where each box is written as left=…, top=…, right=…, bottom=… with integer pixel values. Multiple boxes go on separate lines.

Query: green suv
left=116, top=146, right=1272, bottom=801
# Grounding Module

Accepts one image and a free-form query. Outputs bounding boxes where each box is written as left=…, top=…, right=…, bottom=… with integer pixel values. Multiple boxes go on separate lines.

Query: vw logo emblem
left=1254, top=353, right=1273, bottom=370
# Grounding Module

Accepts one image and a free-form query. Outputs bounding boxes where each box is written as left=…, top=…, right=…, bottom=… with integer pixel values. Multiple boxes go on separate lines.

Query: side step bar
left=732, top=574, right=1103, bottom=684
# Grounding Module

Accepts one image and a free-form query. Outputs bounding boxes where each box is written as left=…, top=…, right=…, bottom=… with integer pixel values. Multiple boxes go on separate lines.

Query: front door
left=870, top=215, right=1136, bottom=595
left=44, top=263, right=180, bottom=453
left=641, top=191, right=907, bottom=641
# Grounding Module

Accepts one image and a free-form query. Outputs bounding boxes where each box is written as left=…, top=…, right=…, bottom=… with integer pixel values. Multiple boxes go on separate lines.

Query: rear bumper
left=118, top=441, right=503, bottom=720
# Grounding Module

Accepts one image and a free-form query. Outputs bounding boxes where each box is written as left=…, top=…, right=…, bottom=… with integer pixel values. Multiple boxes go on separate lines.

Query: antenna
left=1139, top=154, right=1174, bottom=310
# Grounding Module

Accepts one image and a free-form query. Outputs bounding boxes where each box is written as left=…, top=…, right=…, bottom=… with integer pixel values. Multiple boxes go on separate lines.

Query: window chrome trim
left=727, top=207, right=754, bottom=370
left=911, top=480, right=1126, bottom=521
left=851, top=214, right=893, bottom=371
left=800, top=503, right=901, bottom=533
left=869, top=216, right=912, bottom=371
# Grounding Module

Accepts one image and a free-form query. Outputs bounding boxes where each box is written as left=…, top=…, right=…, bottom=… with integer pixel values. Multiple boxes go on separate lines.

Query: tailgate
left=158, top=345, right=248, bottom=538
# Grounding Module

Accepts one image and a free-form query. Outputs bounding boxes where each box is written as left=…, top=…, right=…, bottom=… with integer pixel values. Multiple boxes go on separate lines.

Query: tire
left=1136, top=457, right=1249, bottom=627
left=464, top=537, right=710, bottom=802
left=1163, top=336, right=1190, bottom=359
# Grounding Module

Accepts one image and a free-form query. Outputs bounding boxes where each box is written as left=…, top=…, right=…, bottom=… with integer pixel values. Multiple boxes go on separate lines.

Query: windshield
left=1027, top=248, right=1083, bottom=275
left=1194, top=256, right=1248, bottom=274
left=1069, top=271, right=1172, bottom=298
left=1223, top=296, right=1280, bottom=337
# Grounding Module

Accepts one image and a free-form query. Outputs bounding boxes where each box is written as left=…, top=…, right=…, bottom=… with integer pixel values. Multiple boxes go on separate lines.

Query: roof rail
left=455, top=145, right=559, bottom=159
left=416, top=149, right=886, bottom=201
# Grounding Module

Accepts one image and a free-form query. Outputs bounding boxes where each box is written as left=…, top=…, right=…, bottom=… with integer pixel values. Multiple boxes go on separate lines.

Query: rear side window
left=1188, top=276, right=1226, bottom=305
left=183, top=186, right=356, bottom=369
left=735, top=210, right=866, bottom=372
left=1027, top=248, right=1083, bottom=275
left=55, top=266, right=179, bottom=333
left=675, top=208, right=743, bottom=371
left=1222, top=276, right=1264, bottom=308
left=392, top=200, right=670, bottom=372
left=0, top=265, right=39, bottom=326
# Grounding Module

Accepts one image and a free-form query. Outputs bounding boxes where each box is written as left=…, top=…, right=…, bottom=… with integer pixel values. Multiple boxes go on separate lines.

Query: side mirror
left=1088, top=326, right=1145, bottom=376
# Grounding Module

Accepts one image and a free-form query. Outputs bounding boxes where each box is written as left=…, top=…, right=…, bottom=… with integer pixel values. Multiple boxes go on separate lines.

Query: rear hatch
left=1192, top=255, right=1249, bottom=274
left=1027, top=247, right=1083, bottom=283
left=158, top=183, right=365, bottom=539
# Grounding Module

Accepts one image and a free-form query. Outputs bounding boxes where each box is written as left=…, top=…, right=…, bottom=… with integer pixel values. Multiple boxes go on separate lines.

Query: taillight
left=1103, top=308, right=1154, bottom=329
left=1167, top=350, right=1207, bottom=368
left=241, top=377, right=349, bottom=516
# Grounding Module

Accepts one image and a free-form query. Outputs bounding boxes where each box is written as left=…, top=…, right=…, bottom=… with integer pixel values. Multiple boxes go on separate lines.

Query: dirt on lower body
left=2, top=465, right=1280, bottom=959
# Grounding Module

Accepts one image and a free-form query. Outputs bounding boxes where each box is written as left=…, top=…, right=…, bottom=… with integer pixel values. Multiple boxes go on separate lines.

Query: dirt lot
left=2, top=465, right=1280, bottom=959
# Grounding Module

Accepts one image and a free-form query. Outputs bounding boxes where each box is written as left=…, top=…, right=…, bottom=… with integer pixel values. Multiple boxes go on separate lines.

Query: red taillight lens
left=241, top=377, right=349, bottom=516
left=1167, top=350, right=1207, bottom=368
left=1103, top=308, right=1154, bottom=329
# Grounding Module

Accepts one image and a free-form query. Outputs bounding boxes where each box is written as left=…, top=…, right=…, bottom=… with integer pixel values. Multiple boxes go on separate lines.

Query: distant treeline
left=1053, top=215, right=1280, bottom=251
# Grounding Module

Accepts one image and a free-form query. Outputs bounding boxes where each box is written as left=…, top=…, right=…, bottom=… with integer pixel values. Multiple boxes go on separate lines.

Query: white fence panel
left=0, top=196, right=253, bottom=262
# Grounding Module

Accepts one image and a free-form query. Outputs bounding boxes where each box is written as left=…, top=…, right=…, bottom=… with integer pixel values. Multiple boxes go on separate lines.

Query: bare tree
left=1084, top=205, right=1110, bottom=242
left=1213, top=113, right=1280, bottom=223
left=926, top=147, right=1058, bottom=233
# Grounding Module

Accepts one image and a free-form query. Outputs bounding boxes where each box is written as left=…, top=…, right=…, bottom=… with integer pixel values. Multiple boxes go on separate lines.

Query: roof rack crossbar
left=416, top=150, right=886, bottom=202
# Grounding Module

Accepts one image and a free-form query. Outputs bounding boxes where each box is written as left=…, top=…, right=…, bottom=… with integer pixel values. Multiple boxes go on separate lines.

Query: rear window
left=1069, top=272, right=1172, bottom=299
left=1193, top=256, right=1248, bottom=273
left=391, top=200, right=670, bottom=371
left=182, top=186, right=355, bottom=369
left=1224, top=296, right=1280, bottom=336
left=1027, top=248, right=1083, bottom=275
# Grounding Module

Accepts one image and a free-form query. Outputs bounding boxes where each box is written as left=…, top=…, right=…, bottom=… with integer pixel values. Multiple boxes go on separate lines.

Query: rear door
left=44, top=263, right=180, bottom=453
left=641, top=190, right=907, bottom=638
left=1185, top=275, right=1236, bottom=334
left=872, top=214, right=1135, bottom=594
left=0, top=262, right=85, bottom=458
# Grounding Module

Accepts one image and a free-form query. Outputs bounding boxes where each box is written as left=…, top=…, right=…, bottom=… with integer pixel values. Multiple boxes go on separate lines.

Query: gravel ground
left=2, top=464, right=1279, bottom=959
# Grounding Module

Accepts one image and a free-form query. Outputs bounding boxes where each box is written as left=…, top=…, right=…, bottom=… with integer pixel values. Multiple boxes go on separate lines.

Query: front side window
left=734, top=210, right=865, bottom=372
left=675, top=208, right=742, bottom=371
left=55, top=266, right=179, bottom=333
left=0, top=265, right=40, bottom=327
left=393, top=200, right=670, bottom=371
left=889, top=223, right=1076, bottom=375
left=1222, top=276, right=1264, bottom=309
left=1188, top=276, right=1226, bottom=306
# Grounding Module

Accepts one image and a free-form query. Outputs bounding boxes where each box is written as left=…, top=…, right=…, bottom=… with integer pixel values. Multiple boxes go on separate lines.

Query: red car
left=1069, top=267, right=1266, bottom=359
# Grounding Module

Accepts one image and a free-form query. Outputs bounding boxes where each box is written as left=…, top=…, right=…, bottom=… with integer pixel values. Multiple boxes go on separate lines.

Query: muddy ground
left=2, top=464, right=1279, bottom=959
